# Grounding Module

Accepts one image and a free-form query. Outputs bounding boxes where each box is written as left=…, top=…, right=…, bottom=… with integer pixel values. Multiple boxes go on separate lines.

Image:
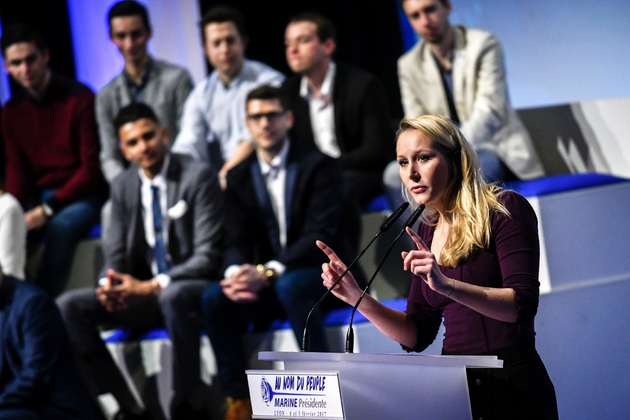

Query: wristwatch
left=257, top=264, right=277, bottom=286
left=41, top=203, right=54, bottom=217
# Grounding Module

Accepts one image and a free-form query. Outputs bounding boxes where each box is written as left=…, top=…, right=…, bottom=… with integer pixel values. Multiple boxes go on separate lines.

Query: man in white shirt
left=282, top=12, right=393, bottom=251
left=392, top=0, right=543, bottom=184
left=57, top=103, right=223, bottom=420
left=172, top=5, right=284, bottom=189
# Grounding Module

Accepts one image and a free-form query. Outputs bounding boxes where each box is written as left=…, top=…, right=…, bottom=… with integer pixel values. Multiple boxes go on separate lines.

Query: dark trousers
left=343, top=170, right=384, bottom=252
left=201, top=267, right=328, bottom=399
left=56, top=280, right=208, bottom=412
left=0, top=408, right=39, bottom=420
left=0, top=405, right=101, bottom=420
left=445, top=340, right=559, bottom=420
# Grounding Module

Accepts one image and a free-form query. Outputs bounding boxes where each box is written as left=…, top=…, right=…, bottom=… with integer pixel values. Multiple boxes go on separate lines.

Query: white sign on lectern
left=249, top=351, right=503, bottom=420
left=246, top=370, right=345, bottom=419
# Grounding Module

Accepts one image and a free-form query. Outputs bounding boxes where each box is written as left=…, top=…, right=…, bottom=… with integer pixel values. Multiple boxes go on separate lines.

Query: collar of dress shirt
left=214, top=59, right=248, bottom=89
left=138, top=153, right=170, bottom=186
left=257, top=140, right=290, bottom=176
left=123, top=56, right=153, bottom=88
left=299, top=61, right=336, bottom=102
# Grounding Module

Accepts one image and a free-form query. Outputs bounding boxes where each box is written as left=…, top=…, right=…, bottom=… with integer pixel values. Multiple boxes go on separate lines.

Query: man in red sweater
left=1, top=23, right=107, bottom=296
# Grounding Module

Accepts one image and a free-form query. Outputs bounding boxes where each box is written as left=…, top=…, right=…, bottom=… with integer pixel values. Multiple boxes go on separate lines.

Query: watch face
left=42, top=204, right=54, bottom=216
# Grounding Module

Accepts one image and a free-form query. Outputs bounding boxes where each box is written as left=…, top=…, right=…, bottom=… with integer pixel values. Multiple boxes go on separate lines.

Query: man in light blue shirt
left=172, top=5, right=284, bottom=188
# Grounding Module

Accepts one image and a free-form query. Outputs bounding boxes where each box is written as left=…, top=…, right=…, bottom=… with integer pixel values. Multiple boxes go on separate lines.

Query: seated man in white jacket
left=385, top=0, right=543, bottom=204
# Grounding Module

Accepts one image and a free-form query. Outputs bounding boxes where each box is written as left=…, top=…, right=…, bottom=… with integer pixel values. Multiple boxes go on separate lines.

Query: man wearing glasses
left=200, top=85, right=357, bottom=420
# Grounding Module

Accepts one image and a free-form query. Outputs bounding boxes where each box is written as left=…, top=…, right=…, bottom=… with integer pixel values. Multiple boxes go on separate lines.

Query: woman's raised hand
left=316, top=240, right=363, bottom=306
left=402, top=227, right=453, bottom=296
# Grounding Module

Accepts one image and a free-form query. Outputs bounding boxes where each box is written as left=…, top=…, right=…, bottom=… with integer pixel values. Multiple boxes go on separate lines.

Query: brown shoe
left=224, top=397, right=253, bottom=420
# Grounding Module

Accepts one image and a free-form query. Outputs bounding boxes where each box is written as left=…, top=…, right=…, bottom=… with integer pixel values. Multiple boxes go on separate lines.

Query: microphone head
left=379, top=202, right=410, bottom=233
left=404, top=204, right=425, bottom=228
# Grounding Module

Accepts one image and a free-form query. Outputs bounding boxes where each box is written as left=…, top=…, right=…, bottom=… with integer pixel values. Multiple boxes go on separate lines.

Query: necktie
left=151, top=186, right=170, bottom=273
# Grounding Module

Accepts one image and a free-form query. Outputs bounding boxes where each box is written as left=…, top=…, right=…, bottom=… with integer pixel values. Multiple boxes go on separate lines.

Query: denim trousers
left=28, top=191, right=105, bottom=297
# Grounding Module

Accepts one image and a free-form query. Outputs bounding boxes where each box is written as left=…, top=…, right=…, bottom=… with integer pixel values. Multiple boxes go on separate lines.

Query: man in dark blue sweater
left=0, top=272, right=100, bottom=419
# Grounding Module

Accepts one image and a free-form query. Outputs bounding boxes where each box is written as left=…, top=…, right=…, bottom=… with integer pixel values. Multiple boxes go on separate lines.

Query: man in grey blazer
left=388, top=0, right=543, bottom=187
left=97, top=0, right=194, bottom=183
left=57, top=103, right=222, bottom=420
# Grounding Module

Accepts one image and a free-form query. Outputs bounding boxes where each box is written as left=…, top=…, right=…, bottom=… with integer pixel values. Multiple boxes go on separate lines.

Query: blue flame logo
left=261, top=377, right=273, bottom=406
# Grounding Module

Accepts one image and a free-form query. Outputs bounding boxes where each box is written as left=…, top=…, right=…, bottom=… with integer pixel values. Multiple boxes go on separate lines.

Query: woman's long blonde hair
left=397, top=115, right=509, bottom=267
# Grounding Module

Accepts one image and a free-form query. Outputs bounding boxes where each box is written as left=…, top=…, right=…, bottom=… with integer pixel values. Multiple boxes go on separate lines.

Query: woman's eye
left=398, top=159, right=408, bottom=167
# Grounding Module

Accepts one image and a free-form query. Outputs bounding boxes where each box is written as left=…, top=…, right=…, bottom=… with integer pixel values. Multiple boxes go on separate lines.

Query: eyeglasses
left=246, top=111, right=285, bottom=123
left=141, top=130, right=157, bottom=140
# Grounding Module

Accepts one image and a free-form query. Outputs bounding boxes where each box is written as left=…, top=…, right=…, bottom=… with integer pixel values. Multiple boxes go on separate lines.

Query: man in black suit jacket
left=283, top=12, right=393, bottom=250
left=0, top=273, right=100, bottom=420
left=57, top=103, right=223, bottom=420
left=201, top=85, right=354, bottom=420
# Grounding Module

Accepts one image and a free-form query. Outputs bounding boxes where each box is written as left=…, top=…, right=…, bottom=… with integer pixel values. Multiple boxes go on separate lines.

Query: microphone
left=301, top=201, right=410, bottom=352
left=378, top=201, right=410, bottom=233
left=344, top=204, right=425, bottom=353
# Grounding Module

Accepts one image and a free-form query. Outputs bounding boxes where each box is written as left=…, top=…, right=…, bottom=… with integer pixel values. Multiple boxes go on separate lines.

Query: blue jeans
left=0, top=409, right=39, bottom=420
left=476, top=148, right=512, bottom=183
left=28, top=191, right=104, bottom=297
left=201, top=267, right=328, bottom=398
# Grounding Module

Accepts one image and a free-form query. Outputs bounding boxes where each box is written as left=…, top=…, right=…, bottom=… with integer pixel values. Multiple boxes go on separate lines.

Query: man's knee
left=200, top=282, right=227, bottom=318
left=0, top=408, right=39, bottom=420
left=158, top=282, right=182, bottom=308
left=274, top=268, right=321, bottom=306
left=158, top=280, right=207, bottom=314
left=45, top=214, right=86, bottom=244
left=274, top=273, right=297, bottom=306
left=56, top=288, right=92, bottom=321
left=45, top=218, right=71, bottom=238
left=45, top=199, right=101, bottom=241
